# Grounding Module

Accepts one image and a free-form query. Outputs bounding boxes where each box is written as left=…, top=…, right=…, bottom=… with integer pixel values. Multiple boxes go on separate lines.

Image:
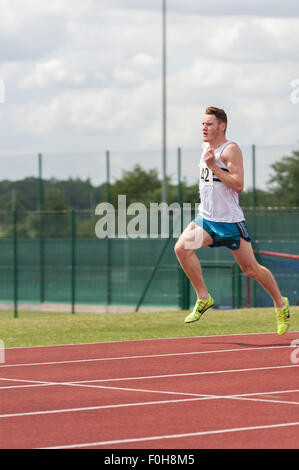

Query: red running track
left=0, top=331, right=299, bottom=449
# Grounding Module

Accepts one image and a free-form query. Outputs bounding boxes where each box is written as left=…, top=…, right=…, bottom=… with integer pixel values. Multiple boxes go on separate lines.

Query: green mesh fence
left=1, top=208, right=299, bottom=314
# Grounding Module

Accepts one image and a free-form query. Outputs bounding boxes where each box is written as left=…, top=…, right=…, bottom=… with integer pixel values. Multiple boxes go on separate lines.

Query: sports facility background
left=1, top=2, right=299, bottom=317
left=1, top=143, right=299, bottom=317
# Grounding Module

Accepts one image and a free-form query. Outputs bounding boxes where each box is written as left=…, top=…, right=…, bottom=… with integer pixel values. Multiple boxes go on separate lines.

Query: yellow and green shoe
left=185, top=294, right=214, bottom=324
left=276, top=297, right=290, bottom=335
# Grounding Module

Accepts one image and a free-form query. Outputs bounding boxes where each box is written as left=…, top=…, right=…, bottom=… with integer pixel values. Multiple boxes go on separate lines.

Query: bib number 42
left=200, top=163, right=213, bottom=186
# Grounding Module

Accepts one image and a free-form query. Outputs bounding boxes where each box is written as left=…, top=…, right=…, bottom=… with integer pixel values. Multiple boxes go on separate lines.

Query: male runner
left=174, top=106, right=290, bottom=335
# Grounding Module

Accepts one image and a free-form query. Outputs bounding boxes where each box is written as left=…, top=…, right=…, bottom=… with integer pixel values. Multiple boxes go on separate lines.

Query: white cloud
left=131, top=53, right=160, bottom=68
left=20, top=58, right=87, bottom=90
left=0, top=1, right=299, bottom=185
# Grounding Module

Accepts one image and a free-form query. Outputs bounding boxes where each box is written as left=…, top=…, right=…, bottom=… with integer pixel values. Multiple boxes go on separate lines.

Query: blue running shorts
left=193, top=214, right=251, bottom=250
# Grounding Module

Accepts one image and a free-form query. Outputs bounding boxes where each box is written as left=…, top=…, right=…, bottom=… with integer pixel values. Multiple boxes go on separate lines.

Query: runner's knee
left=240, top=262, right=260, bottom=279
left=174, top=240, right=185, bottom=258
left=174, top=239, right=192, bottom=259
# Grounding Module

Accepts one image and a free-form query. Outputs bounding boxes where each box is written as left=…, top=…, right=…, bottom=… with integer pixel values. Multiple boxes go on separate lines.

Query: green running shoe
left=276, top=297, right=290, bottom=335
left=185, top=294, right=214, bottom=323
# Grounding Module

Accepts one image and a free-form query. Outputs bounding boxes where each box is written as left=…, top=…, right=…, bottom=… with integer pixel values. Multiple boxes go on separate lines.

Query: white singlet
left=198, top=140, right=245, bottom=223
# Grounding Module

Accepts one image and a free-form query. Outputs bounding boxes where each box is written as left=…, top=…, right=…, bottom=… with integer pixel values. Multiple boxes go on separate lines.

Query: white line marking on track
left=0, top=397, right=213, bottom=419
left=72, top=363, right=298, bottom=384
left=227, top=396, right=299, bottom=406
left=0, top=364, right=298, bottom=391
left=41, top=421, right=299, bottom=449
left=1, top=376, right=299, bottom=420
left=2, top=333, right=298, bottom=448
left=0, top=376, right=217, bottom=401
left=0, top=344, right=293, bottom=368
left=1, top=389, right=299, bottom=420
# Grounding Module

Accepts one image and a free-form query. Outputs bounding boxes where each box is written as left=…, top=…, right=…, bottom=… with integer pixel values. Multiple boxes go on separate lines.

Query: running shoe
left=276, top=297, right=290, bottom=335
left=185, top=294, right=214, bottom=323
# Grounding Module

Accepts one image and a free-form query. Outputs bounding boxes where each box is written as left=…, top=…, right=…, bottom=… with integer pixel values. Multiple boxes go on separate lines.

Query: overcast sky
left=0, top=0, right=299, bottom=185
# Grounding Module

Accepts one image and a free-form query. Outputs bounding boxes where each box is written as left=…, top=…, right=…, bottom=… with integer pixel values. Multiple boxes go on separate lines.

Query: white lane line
left=72, top=363, right=298, bottom=384
left=0, top=376, right=217, bottom=405
left=0, top=363, right=298, bottom=391
left=41, top=421, right=299, bottom=449
left=1, top=372, right=299, bottom=420
left=0, top=397, right=214, bottom=419
left=230, top=388, right=299, bottom=398
left=0, top=344, right=293, bottom=368
left=228, top=396, right=299, bottom=406
left=2, top=388, right=299, bottom=421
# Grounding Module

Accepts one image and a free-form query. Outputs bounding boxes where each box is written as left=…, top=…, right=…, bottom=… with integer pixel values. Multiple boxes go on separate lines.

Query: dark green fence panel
left=0, top=208, right=299, bottom=314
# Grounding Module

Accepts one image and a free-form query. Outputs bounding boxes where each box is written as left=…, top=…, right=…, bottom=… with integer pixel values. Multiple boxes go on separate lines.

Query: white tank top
left=198, top=140, right=245, bottom=223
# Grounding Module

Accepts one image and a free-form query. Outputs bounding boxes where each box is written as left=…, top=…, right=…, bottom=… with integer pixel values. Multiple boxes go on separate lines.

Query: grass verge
left=0, top=306, right=298, bottom=348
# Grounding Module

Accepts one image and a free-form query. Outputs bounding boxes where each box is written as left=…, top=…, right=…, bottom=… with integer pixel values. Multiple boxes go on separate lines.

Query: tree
left=268, top=150, right=299, bottom=206
left=109, top=164, right=162, bottom=206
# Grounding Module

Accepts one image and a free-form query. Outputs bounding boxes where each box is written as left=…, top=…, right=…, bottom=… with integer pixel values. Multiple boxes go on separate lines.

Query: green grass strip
left=0, top=306, right=298, bottom=348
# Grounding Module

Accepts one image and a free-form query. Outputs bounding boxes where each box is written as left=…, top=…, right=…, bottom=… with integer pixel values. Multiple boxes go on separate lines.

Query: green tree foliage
left=267, top=150, right=299, bottom=206
left=109, top=164, right=162, bottom=206
left=1, top=151, right=298, bottom=238
left=0, top=177, right=105, bottom=211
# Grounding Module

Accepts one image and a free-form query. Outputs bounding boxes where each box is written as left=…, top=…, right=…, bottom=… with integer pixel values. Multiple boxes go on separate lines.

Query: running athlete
left=174, top=106, right=290, bottom=335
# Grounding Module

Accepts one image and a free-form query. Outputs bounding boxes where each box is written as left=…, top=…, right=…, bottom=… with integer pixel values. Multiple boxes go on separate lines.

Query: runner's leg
left=175, top=222, right=213, bottom=300
left=230, top=238, right=284, bottom=308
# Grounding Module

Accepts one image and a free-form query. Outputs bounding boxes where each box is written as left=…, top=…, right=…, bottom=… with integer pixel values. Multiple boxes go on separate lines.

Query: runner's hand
left=204, top=147, right=216, bottom=170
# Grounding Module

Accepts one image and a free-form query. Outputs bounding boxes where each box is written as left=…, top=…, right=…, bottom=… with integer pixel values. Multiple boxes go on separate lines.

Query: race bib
left=199, top=161, right=213, bottom=186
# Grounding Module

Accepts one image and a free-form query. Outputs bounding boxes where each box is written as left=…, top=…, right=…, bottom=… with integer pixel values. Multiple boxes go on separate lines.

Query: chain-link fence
left=1, top=144, right=299, bottom=316
left=1, top=207, right=299, bottom=316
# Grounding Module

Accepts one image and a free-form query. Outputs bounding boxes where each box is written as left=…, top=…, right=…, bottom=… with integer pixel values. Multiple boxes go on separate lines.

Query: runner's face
left=202, top=114, right=224, bottom=142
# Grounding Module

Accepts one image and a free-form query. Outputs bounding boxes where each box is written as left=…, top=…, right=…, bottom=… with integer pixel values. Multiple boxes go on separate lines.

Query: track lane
left=0, top=332, right=298, bottom=449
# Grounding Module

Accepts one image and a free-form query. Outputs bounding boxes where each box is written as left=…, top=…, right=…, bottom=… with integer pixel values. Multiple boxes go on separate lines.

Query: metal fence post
left=252, top=144, right=257, bottom=307
left=106, top=150, right=112, bottom=306
left=177, top=147, right=184, bottom=309
left=71, top=209, right=76, bottom=314
left=12, top=210, right=18, bottom=318
left=232, top=264, right=236, bottom=309
left=135, top=223, right=174, bottom=312
left=38, top=152, right=44, bottom=303
left=236, top=264, right=242, bottom=308
left=177, top=147, right=190, bottom=310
